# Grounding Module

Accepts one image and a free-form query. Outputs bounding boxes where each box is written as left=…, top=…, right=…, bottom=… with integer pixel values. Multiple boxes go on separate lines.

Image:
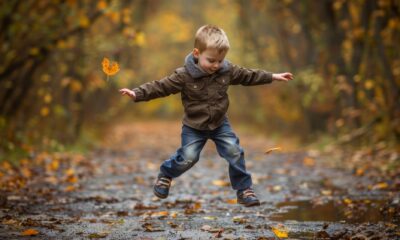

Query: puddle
left=269, top=199, right=394, bottom=223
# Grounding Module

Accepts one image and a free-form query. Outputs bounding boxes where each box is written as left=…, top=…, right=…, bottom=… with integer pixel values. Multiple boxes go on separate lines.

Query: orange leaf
left=303, top=157, right=315, bottom=167
left=226, top=199, right=237, bottom=204
left=102, top=57, right=120, bottom=76
left=212, top=179, right=230, bottom=187
left=272, top=225, right=288, bottom=238
left=21, top=229, right=39, bottom=236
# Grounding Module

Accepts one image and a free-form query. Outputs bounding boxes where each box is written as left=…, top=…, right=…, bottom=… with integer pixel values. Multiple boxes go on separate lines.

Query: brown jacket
left=133, top=54, right=273, bottom=130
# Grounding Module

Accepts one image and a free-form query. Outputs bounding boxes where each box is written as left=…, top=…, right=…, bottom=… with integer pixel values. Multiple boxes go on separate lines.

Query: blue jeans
left=160, top=119, right=252, bottom=190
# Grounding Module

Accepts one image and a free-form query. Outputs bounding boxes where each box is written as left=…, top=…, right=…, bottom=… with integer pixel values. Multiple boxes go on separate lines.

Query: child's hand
left=119, top=88, right=136, bottom=100
left=272, top=72, right=293, bottom=82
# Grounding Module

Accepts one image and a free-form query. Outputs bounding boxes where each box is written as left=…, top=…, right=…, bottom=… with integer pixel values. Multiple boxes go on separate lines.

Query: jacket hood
left=184, top=53, right=230, bottom=78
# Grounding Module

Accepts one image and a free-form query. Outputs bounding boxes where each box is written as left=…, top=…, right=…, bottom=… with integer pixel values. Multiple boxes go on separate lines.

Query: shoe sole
left=153, top=188, right=168, bottom=199
left=238, top=200, right=260, bottom=207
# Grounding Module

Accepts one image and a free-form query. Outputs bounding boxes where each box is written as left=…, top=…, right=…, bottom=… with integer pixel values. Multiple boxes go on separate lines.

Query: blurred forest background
left=1, top=0, right=399, bottom=160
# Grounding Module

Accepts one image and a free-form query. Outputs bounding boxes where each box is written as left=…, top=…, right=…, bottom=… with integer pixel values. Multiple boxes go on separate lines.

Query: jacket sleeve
left=132, top=71, right=184, bottom=102
left=230, top=64, right=273, bottom=86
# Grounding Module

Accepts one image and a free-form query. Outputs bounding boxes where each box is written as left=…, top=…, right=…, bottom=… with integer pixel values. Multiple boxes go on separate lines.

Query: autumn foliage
left=0, top=0, right=399, bottom=160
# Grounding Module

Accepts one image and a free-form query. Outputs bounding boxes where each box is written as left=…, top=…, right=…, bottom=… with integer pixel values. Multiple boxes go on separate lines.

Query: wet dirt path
left=1, top=121, right=399, bottom=239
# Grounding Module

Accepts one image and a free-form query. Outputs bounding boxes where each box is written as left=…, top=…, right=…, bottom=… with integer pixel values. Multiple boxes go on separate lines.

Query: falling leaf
left=265, top=147, right=282, bottom=154
left=272, top=225, right=288, bottom=238
left=212, top=179, right=230, bottom=187
left=21, top=229, right=39, bottom=236
left=102, top=58, right=120, bottom=81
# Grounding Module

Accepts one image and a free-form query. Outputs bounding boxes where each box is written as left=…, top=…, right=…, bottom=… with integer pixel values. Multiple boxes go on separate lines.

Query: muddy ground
left=1, top=121, right=399, bottom=239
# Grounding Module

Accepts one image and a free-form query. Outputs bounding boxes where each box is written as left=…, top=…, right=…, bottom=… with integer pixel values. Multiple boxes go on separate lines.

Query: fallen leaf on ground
left=212, top=179, right=230, bottom=187
left=88, top=232, right=109, bottom=238
left=272, top=225, right=288, bottom=238
left=21, top=229, right=39, bottom=236
left=226, top=199, right=237, bottom=204
left=372, top=182, right=389, bottom=190
left=303, top=157, right=315, bottom=167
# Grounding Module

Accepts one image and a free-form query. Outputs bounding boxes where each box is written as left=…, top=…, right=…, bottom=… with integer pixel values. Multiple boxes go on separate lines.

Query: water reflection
left=269, top=200, right=392, bottom=223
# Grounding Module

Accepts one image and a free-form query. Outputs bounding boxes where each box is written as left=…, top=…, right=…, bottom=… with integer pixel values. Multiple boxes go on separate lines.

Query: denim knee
left=175, top=145, right=199, bottom=170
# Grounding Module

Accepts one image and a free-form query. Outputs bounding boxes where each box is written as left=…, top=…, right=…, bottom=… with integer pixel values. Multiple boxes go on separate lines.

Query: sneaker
left=153, top=173, right=172, bottom=199
left=237, top=188, right=260, bottom=207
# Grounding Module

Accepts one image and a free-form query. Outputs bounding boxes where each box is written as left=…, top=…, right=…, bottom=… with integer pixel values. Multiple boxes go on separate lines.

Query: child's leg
left=211, top=119, right=252, bottom=190
left=160, top=125, right=207, bottom=178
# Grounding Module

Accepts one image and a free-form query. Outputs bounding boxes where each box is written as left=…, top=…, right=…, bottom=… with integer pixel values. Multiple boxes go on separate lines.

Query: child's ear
left=192, top=48, right=200, bottom=58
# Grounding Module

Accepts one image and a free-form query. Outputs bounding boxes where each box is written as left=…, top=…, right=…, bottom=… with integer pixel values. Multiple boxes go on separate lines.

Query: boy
left=120, top=25, right=293, bottom=207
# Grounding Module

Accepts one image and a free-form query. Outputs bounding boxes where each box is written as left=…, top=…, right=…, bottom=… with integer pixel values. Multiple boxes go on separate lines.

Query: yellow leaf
left=65, top=168, right=75, bottom=176
left=79, top=14, right=90, bottom=28
left=272, top=225, right=288, bottom=238
left=44, top=94, right=52, bottom=103
left=133, top=32, right=146, bottom=47
left=226, top=199, right=237, bottom=204
left=41, top=107, right=50, bottom=117
left=21, top=229, right=39, bottom=236
left=70, top=80, right=82, bottom=92
left=372, top=182, right=389, bottom=190
left=212, top=179, right=230, bottom=187
left=203, top=216, right=217, bottom=220
left=97, top=0, right=107, bottom=10
left=29, top=48, right=39, bottom=56
left=102, top=58, right=120, bottom=76
left=48, top=159, right=59, bottom=171
left=265, top=147, right=282, bottom=154
left=343, top=198, right=352, bottom=205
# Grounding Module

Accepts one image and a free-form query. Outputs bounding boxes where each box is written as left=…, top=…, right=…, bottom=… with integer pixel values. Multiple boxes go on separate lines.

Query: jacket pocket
left=184, top=80, right=207, bottom=100
left=215, top=77, right=229, bottom=97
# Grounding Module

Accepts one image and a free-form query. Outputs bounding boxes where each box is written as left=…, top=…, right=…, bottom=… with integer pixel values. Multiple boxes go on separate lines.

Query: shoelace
left=156, top=177, right=171, bottom=188
left=242, top=189, right=256, bottom=198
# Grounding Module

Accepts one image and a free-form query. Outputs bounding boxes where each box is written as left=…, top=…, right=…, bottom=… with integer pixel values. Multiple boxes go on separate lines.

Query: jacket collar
left=184, top=53, right=230, bottom=79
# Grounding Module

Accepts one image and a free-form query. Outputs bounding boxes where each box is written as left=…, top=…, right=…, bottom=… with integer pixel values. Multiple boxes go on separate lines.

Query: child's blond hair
left=194, top=25, right=230, bottom=53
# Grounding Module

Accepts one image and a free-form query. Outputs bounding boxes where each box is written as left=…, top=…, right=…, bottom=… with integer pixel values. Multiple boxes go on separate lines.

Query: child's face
left=193, top=48, right=227, bottom=74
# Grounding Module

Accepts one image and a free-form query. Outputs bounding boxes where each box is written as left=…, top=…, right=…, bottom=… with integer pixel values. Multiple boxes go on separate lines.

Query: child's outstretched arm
left=230, top=64, right=293, bottom=86
left=119, top=88, right=136, bottom=100
left=272, top=72, right=294, bottom=82
left=119, top=70, right=185, bottom=102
